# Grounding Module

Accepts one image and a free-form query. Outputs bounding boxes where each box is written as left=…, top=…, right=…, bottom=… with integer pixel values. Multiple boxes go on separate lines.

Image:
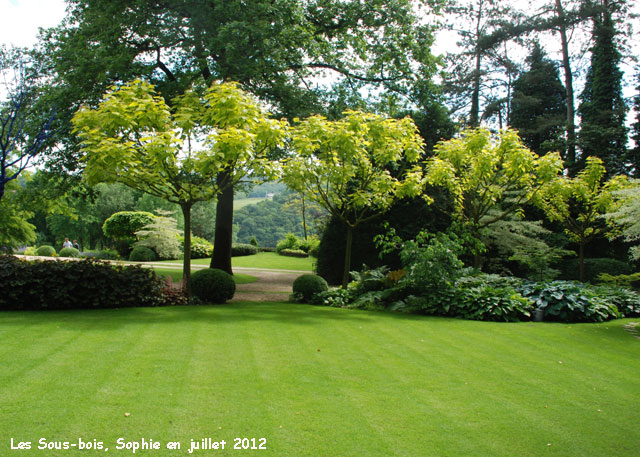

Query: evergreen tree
left=578, top=2, right=627, bottom=175
left=510, top=42, right=567, bottom=156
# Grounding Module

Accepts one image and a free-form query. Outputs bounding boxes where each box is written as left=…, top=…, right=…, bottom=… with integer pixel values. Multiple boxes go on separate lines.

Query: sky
left=1, top=0, right=67, bottom=48
left=0, top=0, right=638, bottom=108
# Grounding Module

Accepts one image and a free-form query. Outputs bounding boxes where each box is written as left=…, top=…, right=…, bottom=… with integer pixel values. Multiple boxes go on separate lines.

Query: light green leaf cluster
left=427, top=128, right=563, bottom=229
left=72, top=79, right=287, bottom=205
left=0, top=179, right=36, bottom=249
left=539, top=156, right=629, bottom=243
left=606, top=179, right=640, bottom=260
left=282, top=110, right=425, bottom=227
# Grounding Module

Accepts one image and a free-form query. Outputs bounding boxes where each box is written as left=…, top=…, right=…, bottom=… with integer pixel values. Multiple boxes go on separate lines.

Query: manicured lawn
left=152, top=267, right=257, bottom=284
left=160, top=252, right=314, bottom=271
left=0, top=303, right=637, bottom=456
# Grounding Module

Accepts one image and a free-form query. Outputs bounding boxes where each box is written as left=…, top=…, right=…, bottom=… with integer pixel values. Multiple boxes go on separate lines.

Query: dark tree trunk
left=578, top=241, right=585, bottom=283
left=342, top=225, right=354, bottom=289
left=210, top=173, right=234, bottom=275
left=181, top=202, right=193, bottom=294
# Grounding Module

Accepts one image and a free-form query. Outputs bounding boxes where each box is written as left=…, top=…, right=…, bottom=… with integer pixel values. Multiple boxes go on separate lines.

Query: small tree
left=538, top=156, right=628, bottom=282
left=282, top=111, right=425, bottom=287
left=73, top=79, right=286, bottom=290
left=426, top=128, right=563, bottom=267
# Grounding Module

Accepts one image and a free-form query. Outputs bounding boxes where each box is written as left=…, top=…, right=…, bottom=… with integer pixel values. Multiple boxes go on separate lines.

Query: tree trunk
left=302, top=196, right=307, bottom=240
left=555, top=0, right=577, bottom=171
left=342, top=225, right=354, bottom=289
left=210, top=173, right=234, bottom=275
left=469, top=0, right=483, bottom=127
left=578, top=241, right=585, bottom=282
left=181, top=202, right=193, bottom=294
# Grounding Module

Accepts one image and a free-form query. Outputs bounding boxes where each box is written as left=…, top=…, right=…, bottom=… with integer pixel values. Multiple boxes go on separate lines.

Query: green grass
left=159, top=252, right=314, bottom=272
left=0, top=303, right=638, bottom=456
left=152, top=267, right=257, bottom=284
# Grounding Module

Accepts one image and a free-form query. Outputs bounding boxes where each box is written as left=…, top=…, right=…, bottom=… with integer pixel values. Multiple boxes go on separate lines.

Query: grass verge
left=159, top=252, right=314, bottom=272
left=0, top=303, right=637, bottom=457
left=152, top=267, right=257, bottom=285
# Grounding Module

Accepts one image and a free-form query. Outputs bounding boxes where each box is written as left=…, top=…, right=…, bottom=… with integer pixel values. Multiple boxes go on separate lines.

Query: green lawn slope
left=0, top=303, right=637, bottom=457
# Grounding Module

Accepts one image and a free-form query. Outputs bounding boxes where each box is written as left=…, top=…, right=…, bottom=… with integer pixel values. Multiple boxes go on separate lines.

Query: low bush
left=36, top=245, right=56, bottom=257
left=292, top=274, right=329, bottom=303
left=519, top=280, right=620, bottom=322
left=231, top=243, right=258, bottom=256
left=452, top=275, right=533, bottom=322
left=592, top=285, right=640, bottom=317
left=276, top=233, right=300, bottom=253
left=279, top=249, right=308, bottom=258
left=182, top=235, right=213, bottom=259
left=0, top=255, right=176, bottom=310
left=59, top=247, right=80, bottom=258
left=23, top=246, right=37, bottom=256
left=189, top=268, right=236, bottom=304
left=129, top=246, right=157, bottom=262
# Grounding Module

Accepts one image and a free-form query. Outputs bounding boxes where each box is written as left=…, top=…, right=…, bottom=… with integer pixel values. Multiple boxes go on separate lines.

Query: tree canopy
left=283, top=110, right=426, bottom=287
left=73, top=79, right=287, bottom=287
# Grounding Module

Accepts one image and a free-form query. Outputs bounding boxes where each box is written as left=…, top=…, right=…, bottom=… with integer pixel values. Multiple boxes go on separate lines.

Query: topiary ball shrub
left=59, top=247, right=80, bottom=258
left=36, top=245, right=56, bottom=257
left=292, top=274, right=329, bottom=303
left=190, top=268, right=236, bottom=304
left=129, top=246, right=157, bottom=262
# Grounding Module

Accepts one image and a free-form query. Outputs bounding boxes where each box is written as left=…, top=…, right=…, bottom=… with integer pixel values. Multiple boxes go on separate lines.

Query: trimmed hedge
left=189, top=268, right=236, bottom=304
left=231, top=243, right=258, bottom=256
left=0, top=255, right=169, bottom=310
left=280, top=249, right=309, bottom=258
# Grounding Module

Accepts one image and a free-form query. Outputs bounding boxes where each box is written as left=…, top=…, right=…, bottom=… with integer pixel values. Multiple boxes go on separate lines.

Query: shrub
left=36, top=245, right=56, bottom=257
left=592, top=285, right=640, bottom=317
left=279, top=249, right=308, bottom=258
left=519, top=280, right=620, bottom=322
left=231, top=243, right=258, bottom=256
left=129, top=246, right=157, bottom=262
left=249, top=236, right=259, bottom=247
left=189, top=268, right=236, bottom=304
left=102, top=211, right=155, bottom=242
left=59, top=247, right=80, bottom=258
left=23, top=246, right=37, bottom=256
left=134, top=213, right=182, bottom=260
left=292, top=274, right=329, bottom=303
left=276, top=233, right=300, bottom=253
left=181, top=235, right=213, bottom=259
left=0, top=255, right=166, bottom=310
left=452, top=275, right=533, bottom=322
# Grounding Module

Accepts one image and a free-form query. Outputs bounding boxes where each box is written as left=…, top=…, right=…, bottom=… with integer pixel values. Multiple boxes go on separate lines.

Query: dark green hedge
left=0, top=255, right=171, bottom=310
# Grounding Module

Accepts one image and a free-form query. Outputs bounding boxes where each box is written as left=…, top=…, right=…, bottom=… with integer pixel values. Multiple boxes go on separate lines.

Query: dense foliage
left=58, top=247, right=80, bottom=258
left=0, top=256, right=175, bottom=310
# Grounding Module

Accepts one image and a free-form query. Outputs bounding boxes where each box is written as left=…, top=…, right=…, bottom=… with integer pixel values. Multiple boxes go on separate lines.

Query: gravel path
left=231, top=268, right=302, bottom=302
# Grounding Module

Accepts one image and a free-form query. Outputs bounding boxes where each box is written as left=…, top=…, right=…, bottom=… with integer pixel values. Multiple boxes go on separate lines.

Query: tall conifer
left=510, top=43, right=567, bottom=157
left=578, top=1, right=627, bottom=175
